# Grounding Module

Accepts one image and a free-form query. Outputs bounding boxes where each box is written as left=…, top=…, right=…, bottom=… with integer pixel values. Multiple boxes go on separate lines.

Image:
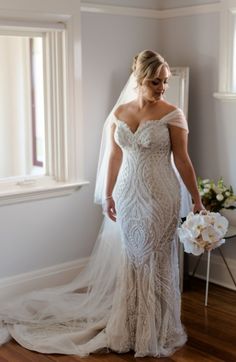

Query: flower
left=216, top=193, right=224, bottom=201
left=178, top=211, right=228, bottom=255
left=197, top=177, right=236, bottom=212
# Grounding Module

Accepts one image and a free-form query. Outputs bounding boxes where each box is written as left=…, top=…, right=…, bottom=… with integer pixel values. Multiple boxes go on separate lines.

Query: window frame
left=214, top=0, right=236, bottom=100
left=29, top=37, right=44, bottom=169
left=0, top=0, right=88, bottom=206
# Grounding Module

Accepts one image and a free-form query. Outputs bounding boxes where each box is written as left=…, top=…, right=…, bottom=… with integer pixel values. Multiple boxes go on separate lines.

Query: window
left=0, top=35, right=45, bottom=178
left=214, top=0, right=236, bottom=99
left=0, top=0, right=88, bottom=205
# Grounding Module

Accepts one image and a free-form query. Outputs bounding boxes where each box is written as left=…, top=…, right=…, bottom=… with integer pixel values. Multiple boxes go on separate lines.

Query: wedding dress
left=0, top=74, right=191, bottom=357
left=105, top=109, right=188, bottom=356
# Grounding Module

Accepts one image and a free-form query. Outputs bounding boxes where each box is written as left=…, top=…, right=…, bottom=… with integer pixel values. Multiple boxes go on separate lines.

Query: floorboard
left=0, top=278, right=235, bottom=361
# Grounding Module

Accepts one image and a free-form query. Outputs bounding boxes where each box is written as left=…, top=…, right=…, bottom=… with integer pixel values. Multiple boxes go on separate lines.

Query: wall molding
left=81, top=2, right=221, bottom=19
left=188, top=251, right=236, bottom=291
left=0, top=257, right=89, bottom=302
left=213, top=92, right=236, bottom=101
left=0, top=180, right=89, bottom=207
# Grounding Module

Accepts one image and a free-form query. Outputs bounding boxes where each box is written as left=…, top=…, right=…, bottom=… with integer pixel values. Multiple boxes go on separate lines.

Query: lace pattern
left=106, top=118, right=187, bottom=356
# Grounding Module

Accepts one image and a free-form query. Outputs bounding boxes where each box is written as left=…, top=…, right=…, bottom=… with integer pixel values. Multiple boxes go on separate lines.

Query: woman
left=102, top=50, right=204, bottom=356
left=0, top=50, right=204, bottom=358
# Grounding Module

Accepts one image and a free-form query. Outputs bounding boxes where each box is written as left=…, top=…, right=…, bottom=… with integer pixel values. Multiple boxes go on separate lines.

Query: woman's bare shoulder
left=114, top=101, right=135, bottom=118
left=159, top=99, right=178, bottom=113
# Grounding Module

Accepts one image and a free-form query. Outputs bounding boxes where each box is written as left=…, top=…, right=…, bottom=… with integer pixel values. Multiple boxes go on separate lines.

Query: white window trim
left=0, top=0, right=88, bottom=206
left=213, top=0, right=236, bottom=100
left=0, top=176, right=89, bottom=206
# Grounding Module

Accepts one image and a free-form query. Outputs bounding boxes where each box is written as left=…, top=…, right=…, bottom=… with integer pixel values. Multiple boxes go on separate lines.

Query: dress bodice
left=114, top=108, right=188, bottom=157
left=114, top=118, right=171, bottom=157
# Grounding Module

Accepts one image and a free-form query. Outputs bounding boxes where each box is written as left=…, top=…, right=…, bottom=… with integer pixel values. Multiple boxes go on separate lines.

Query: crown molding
left=81, top=2, right=221, bottom=19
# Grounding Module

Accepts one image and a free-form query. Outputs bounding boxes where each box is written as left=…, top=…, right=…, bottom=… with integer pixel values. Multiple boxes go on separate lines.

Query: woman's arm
left=104, top=123, right=123, bottom=221
left=169, top=125, right=204, bottom=213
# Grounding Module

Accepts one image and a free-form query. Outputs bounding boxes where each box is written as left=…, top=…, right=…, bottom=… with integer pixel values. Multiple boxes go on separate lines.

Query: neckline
left=116, top=109, right=179, bottom=135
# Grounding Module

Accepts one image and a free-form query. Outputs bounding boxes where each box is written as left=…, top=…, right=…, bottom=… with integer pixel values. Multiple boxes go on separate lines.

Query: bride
left=0, top=50, right=204, bottom=358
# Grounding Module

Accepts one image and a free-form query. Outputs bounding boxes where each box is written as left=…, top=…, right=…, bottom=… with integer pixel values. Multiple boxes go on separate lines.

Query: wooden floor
left=0, top=278, right=235, bottom=362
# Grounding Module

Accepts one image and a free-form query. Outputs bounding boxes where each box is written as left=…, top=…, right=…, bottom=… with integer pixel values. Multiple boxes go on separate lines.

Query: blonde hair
left=132, top=50, right=170, bottom=85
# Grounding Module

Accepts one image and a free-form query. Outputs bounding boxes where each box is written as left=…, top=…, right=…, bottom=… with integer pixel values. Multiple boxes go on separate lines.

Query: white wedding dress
left=0, top=108, right=189, bottom=358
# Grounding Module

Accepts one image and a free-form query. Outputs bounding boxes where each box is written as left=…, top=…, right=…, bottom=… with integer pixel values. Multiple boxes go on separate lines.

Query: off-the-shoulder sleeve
left=166, top=108, right=189, bottom=133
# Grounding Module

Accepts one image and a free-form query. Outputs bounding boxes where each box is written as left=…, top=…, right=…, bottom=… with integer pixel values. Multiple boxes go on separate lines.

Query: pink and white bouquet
left=178, top=211, right=228, bottom=255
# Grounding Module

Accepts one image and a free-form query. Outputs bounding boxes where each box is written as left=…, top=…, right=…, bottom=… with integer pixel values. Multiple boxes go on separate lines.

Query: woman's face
left=140, top=65, right=170, bottom=102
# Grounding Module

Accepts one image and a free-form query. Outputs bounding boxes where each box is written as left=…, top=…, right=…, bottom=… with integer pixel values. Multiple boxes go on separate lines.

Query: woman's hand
left=103, top=197, right=117, bottom=222
left=193, top=200, right=205, bottom=214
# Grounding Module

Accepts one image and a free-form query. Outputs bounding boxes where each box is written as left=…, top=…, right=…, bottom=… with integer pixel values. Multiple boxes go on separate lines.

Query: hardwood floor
left=0, top=278, right=235, bottom=362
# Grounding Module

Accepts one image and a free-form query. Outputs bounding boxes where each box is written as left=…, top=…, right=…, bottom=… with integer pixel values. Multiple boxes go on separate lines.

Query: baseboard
left=0, top=257, right=89, bottom=302
left=188, top=252, right=236, bottom=291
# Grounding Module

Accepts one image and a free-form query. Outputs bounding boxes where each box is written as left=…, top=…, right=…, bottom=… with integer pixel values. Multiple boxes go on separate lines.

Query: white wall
left=157, top=5, right=236, bottom=287
left=158, top=12, right=220, bottom=179
left=81, top=11, right=160, bottom=184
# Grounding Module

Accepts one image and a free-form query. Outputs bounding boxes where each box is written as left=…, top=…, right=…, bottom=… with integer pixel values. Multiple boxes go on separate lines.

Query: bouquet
left=178, top=211, right=228, bottom=255
left=197, top=177, right=236, bottom=212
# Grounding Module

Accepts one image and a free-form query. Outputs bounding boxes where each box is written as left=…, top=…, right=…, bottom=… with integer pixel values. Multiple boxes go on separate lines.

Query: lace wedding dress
left=0, top=108, right=189, bottom=358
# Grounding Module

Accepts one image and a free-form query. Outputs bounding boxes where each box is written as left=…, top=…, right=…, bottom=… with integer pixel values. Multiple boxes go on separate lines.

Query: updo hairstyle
left=132, top=50, right=170, bottom=85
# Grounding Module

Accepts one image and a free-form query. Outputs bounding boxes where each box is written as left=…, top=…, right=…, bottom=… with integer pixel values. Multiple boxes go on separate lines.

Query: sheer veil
left=94, top=72, right=137, bottom=205
left=0, top=72, right=192, bottom=355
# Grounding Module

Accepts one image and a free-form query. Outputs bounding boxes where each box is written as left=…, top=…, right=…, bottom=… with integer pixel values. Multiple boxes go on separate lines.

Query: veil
left=0, top=72, right=192, bottom=355
left=94, top=72, right=137, bottom=205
